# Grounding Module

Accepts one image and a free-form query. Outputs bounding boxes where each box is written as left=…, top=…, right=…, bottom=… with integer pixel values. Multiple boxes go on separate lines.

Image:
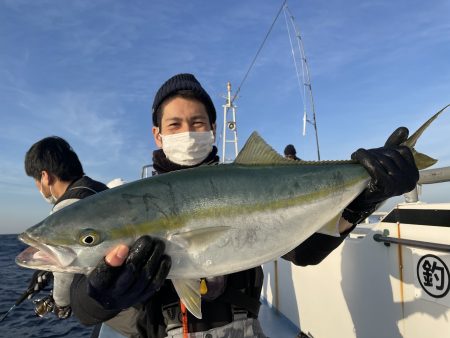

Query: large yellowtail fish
left=16, top=106, right=448, bottom=318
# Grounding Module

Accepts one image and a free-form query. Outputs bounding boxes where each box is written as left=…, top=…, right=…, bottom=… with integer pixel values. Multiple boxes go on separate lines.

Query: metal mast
left=283, top=4, right=321, bottom=160
left=221, top=82, right=239, bottom=163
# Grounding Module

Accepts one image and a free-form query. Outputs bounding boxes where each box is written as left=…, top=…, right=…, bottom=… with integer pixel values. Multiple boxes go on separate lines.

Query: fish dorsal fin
left=172, top=278, right=202, bottom=319
left=234, top=132, right=296, bottom=165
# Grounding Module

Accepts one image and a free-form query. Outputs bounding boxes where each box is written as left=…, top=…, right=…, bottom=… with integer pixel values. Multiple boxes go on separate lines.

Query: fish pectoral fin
left=170, top=226, right=231, bottom=251
left=172, top=278, right=202, bottom=319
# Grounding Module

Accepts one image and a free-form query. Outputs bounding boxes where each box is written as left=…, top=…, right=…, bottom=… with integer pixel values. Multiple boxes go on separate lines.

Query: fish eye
left=79, top=229, right=100, bottom=246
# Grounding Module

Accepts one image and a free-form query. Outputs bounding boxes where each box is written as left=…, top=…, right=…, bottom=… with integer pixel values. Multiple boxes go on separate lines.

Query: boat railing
left=141, top=164, right=154, bottom=178
left=404, top=165, right=450, bottom=202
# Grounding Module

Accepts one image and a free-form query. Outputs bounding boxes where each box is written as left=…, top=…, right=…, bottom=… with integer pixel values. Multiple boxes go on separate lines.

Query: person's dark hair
left=152, top=73, right=216, bottom=129
left=25, top=136, right=84, bottom=181
left=284, top=144, right=297, bottom=157
left=154, top=90, right=214, bottom=129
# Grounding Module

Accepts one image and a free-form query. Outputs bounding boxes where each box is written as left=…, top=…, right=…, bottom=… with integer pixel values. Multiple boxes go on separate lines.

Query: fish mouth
left=16, top=232, right=78, bottom=273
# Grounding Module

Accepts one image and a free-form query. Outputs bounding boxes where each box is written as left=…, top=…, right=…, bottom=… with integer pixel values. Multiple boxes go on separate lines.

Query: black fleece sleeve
left=282, top=232, right=347, bottom=266
left=70, top=274, right=121, bottom=326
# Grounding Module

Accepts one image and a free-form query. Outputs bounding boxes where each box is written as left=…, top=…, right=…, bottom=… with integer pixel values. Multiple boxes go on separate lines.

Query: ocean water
left=0, top=234, right=92, bottom=338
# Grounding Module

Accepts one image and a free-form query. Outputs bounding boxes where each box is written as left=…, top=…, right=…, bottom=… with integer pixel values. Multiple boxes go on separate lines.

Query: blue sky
left=1, top=0, right=449, bottom=234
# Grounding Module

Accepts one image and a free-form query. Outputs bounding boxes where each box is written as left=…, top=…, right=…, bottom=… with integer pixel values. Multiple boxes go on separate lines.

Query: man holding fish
left=64, top=73, right=419, bottom=338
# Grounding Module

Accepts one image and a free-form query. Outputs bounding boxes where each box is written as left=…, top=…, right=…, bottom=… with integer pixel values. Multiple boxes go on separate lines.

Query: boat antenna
left=283, top=4, right=321, bottom=160
left=229, top=0, right=321, bottom=160
left=221, top=82, right=239, bottom=163
left=231, top=0, right=287, bottom=105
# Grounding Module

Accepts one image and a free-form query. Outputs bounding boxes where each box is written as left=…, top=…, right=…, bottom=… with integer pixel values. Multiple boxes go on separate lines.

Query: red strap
left=180, top=301, right=189, bottom=338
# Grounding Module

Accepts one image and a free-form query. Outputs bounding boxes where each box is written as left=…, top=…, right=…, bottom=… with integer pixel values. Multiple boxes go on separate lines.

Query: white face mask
left=161, top=131, right=215, bottom=166
left=40, top=179, right=57, bottom=204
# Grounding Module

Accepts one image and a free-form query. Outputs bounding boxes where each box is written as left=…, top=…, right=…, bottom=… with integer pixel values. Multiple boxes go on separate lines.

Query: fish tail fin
left=403, top=104, right=450, bottom=170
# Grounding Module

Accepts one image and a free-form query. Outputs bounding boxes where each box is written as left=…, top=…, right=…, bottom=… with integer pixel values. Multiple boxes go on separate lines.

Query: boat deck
left=259, top=300, right=300, bottom=338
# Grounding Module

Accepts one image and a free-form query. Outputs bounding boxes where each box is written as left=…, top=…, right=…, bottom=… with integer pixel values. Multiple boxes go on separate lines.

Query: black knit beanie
left=152, top=73, right=216, bottom=127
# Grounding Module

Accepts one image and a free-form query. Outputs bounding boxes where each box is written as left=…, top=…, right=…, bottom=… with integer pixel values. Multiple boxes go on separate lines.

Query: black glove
left=342, top=127, right=419, bottom=226
left=87, top=236, right=171, bottom=310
